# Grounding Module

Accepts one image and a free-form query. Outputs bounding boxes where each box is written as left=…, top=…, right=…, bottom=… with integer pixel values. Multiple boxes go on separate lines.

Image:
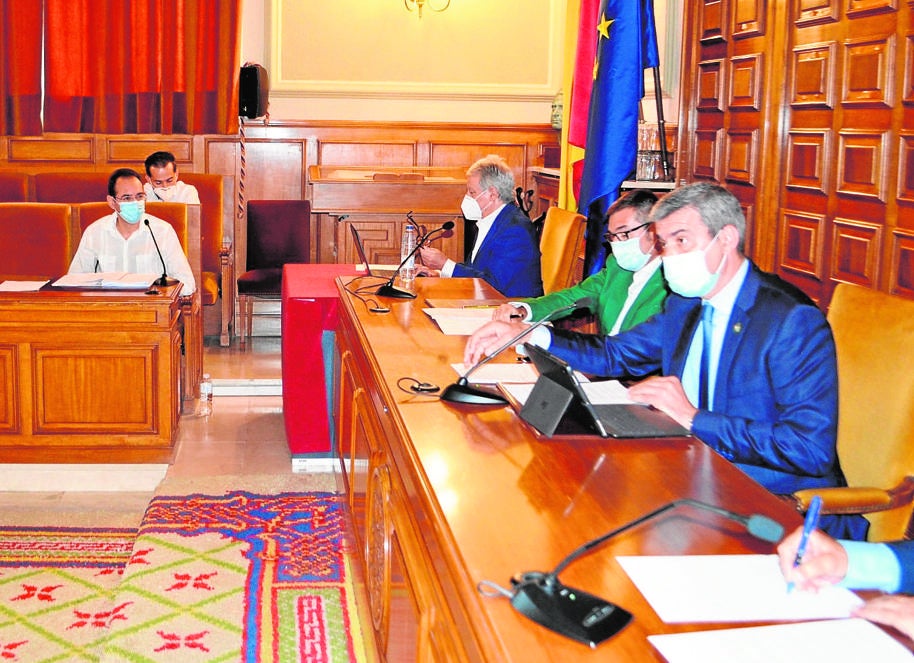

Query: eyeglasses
left=604, top=221, right=650, bottom=242
left=114, top=193, right=147, bottom=203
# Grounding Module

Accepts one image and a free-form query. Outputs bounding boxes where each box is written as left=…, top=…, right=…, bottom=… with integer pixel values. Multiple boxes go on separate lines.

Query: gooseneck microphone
left=478, top=498, right=785, bottom=648
left=144, top=218, right=177, bottom=288
left=376, top=220, right=456, bottom=300
left=440, top=297, right=594, bottom=405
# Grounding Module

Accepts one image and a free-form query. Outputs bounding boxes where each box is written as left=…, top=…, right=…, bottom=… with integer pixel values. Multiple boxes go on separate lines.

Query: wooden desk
left=334, top=277, right=805, bottom=662
left=0, top=284, right=182, bottom=463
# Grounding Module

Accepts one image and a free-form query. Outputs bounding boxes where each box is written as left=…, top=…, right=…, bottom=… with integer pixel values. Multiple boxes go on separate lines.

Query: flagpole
left=651, top=65, right=672, bottom=181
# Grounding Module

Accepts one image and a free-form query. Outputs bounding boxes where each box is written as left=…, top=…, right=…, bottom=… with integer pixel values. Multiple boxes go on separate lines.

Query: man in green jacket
left=492, top=189, right=668, bottom=334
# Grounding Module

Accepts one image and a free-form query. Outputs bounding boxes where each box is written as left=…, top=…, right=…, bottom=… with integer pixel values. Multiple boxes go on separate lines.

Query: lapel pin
left=733, top=322, right=742, bottom=333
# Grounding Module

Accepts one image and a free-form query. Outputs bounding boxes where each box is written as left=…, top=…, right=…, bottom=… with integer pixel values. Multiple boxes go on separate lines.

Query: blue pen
left=787, top=494, right=823, bottom=593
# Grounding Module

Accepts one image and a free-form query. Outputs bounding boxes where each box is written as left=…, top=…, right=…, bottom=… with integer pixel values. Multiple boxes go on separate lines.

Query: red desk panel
left=281, top=263, right=363, bottom=455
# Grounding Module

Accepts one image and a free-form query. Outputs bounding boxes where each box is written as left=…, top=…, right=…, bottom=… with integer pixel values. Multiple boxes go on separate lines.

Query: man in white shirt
left=69, top=168, right=196, bottom=295
left=143, top=151, right=201, bottom=204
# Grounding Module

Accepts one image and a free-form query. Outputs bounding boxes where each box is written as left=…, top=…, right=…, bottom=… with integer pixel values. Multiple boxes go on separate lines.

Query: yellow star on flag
left=593, top=13, right=616, bottom=80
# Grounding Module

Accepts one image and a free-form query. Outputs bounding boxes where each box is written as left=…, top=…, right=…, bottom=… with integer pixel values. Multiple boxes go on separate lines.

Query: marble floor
left=0, top=335, right=301, bottom=523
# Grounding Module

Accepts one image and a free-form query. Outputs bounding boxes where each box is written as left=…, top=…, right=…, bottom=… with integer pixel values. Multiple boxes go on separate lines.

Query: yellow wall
left=241, top=0, right=679, bottom=125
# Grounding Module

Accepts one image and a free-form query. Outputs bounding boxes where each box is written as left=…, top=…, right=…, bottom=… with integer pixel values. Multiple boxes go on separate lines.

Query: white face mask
left=153, top=186, right=176, bottom=201
left=662, top=232, right=726, bottom=298
left=460, top=191, right=486, bottom=221
left=610, top=235, right=651, bottom=272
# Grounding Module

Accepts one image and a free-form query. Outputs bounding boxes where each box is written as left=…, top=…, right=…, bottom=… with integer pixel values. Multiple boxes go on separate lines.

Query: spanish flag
left=566, top=0, right=659, bottom=277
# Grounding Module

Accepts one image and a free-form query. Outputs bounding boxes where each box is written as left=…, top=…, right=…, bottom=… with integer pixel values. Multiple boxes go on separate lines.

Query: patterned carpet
left=0, top=492, right=370, bottom=663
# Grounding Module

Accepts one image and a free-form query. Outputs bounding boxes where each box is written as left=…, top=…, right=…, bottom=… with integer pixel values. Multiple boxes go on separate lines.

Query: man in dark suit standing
left=466, top=182, right=864, bottom=539
left=417, top=154, right=543, bottom=298
left=778, top=526, right=914, bottom=637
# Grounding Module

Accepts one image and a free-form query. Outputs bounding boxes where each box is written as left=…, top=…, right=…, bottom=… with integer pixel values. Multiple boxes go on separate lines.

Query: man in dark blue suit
left=417, top=155, right=543, bottom=298
left=778, top=526, right=914, bottom=637
left=466, top=182, right=864, bottom=539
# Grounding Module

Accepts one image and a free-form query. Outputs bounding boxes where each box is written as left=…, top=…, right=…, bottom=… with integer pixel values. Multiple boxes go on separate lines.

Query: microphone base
left=154, top=276, right=179, bottom=287
left=376, top=283, right=416, bottom=299
left=440, top=382, right=508, bottom=405
left=510, top=572, right=632, bottom=648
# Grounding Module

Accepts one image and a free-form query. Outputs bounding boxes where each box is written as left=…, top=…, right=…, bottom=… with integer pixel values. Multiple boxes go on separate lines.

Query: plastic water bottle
left=399, top=223, right=418, bottom=284
left=196, top=373, right=213, bottom=417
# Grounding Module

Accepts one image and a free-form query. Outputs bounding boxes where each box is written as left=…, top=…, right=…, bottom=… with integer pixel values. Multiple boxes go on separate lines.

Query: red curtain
left=43, top=0, right=240, bottom=134
left=0, top=0, right=43, bottom=135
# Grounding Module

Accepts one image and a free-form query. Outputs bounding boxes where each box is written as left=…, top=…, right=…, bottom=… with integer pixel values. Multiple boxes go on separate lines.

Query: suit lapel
left=470, top=206, right=508, bottom=266
left=671, top=302, right=702, bottom=378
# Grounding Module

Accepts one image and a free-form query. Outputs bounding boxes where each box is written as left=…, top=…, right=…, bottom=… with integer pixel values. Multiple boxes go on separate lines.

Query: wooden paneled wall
left=0, top=122, right=559, bottom=269
left=678, top=0, right=914, bottom=305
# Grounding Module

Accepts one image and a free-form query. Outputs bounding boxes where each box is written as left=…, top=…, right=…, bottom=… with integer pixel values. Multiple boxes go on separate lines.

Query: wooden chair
left=0, top=203, right=72, bottom=280
left=74, top=201, right=203, bottom=403
left=538, top=206, right=586, bottom=295
left=789, top=283, right=914, bottom=541
left=237, top=200, right=311, bottom=348
left=180, top=173, right=234, bottom=347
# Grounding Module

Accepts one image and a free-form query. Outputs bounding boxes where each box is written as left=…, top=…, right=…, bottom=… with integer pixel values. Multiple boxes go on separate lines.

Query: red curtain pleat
left=0, top=0, right=43, bottom=135
left=43, top=0, right=240, bottom=134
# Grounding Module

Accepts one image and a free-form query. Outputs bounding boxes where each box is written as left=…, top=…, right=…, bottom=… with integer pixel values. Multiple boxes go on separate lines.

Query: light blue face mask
left=662, top=232, right=726, bottom=298
left=610, top=235, right=651, bottom=272
left=118, top=200, right=145, bottom=225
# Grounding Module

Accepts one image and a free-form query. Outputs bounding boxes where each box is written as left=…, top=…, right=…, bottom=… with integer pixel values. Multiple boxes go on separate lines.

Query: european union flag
left=577, top=0, right=659, bottom=277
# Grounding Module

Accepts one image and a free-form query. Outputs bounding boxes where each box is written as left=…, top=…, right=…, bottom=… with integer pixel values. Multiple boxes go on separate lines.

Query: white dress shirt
left=681, top=258, right=749, bottom=409
left=143, top=180, right=200, bottom=204
left=69, top=212, right=196, bottom=295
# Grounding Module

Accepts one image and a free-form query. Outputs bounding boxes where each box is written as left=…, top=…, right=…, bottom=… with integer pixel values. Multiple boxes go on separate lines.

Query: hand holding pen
left=777, top=496, right=850, bottom=592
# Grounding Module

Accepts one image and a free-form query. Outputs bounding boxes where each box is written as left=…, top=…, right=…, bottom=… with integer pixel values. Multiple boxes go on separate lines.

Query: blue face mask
left=118, top=200, right=145, bottom=225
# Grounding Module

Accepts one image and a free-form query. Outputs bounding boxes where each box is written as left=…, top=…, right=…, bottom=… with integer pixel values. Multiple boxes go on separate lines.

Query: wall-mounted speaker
left=239, top=64, right=269, bottom=119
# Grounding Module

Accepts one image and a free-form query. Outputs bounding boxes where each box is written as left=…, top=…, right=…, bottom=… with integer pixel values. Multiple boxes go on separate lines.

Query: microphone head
left=442, top=220, right=455, bottom=230
left=143, top=218, right=151, bottom=226
left=745, top=514, right=784, bottom=543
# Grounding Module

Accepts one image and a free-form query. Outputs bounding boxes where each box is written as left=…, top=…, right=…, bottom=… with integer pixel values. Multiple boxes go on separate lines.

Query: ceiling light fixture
left=404, top=0, right=450, bottom=19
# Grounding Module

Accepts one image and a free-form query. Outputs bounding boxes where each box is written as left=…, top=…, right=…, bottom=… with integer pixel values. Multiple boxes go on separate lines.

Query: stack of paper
left=0, top=280, right=49, bottom=292
left=52, top=273, right=158, bottom=289
left=423, top=307, right=495, bottom=335
left=616, top=554, right=914, bottom=662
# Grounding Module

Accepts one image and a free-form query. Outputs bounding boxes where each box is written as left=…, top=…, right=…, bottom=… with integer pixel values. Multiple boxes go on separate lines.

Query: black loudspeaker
left=239, top=64, right=269, bottom=119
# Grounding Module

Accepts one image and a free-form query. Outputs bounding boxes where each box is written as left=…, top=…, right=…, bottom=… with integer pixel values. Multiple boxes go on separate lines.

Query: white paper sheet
left=0, top=280, right=49, bottom=292
left=616, top=554, right=863, bottom=623
left=52, top=272, right=158, bottom=289
left=424, top=307, right=495, bottom=335
left=648, top=619, right=914, bottom=663
left=449, top=362, right=539, bottom=384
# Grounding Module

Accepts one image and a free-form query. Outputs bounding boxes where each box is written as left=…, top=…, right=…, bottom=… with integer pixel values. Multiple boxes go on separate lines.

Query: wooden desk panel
left=308, top=165, right=467, bottom=264
left=334, top=278, right=805, bottom=662
left=0, top=285, right=182, bottom=463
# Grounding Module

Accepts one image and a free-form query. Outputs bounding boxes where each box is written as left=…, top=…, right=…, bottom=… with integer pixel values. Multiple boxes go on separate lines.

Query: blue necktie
left=699, top=303, right=714, bottom=411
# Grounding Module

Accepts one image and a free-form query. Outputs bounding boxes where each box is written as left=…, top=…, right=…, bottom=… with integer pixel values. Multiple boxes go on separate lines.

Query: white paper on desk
left=0, top=280, right=49, bottom=291
left=648, top=619, right=914, bottom=663
left=617, top=554, right=863, bottom=623
left=580, top=380, right=635, bottom=405
left=52, top=272, right=158, bottom=288
left=449, top=362, right=539, bottom=384
left=423, top=307, right=494, bottom=335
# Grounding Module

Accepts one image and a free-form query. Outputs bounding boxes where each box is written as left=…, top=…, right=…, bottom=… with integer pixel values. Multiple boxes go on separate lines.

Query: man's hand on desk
left=626, top=376, right=698, bottom=430
left=492, top=303, right=527, bottom=322
left=415, top=265, right=440, bottom=277
left=854, top=595, right=914, bottom=640
left=776, top=527, right=849, bottom=593
left=464, top=320, right=530, bottom=365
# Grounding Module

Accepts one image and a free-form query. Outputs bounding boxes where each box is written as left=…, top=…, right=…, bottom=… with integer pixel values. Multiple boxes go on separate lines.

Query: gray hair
left=650, top=182, right=746, bottom=251
left=467, top=155, right=516, bottom=203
